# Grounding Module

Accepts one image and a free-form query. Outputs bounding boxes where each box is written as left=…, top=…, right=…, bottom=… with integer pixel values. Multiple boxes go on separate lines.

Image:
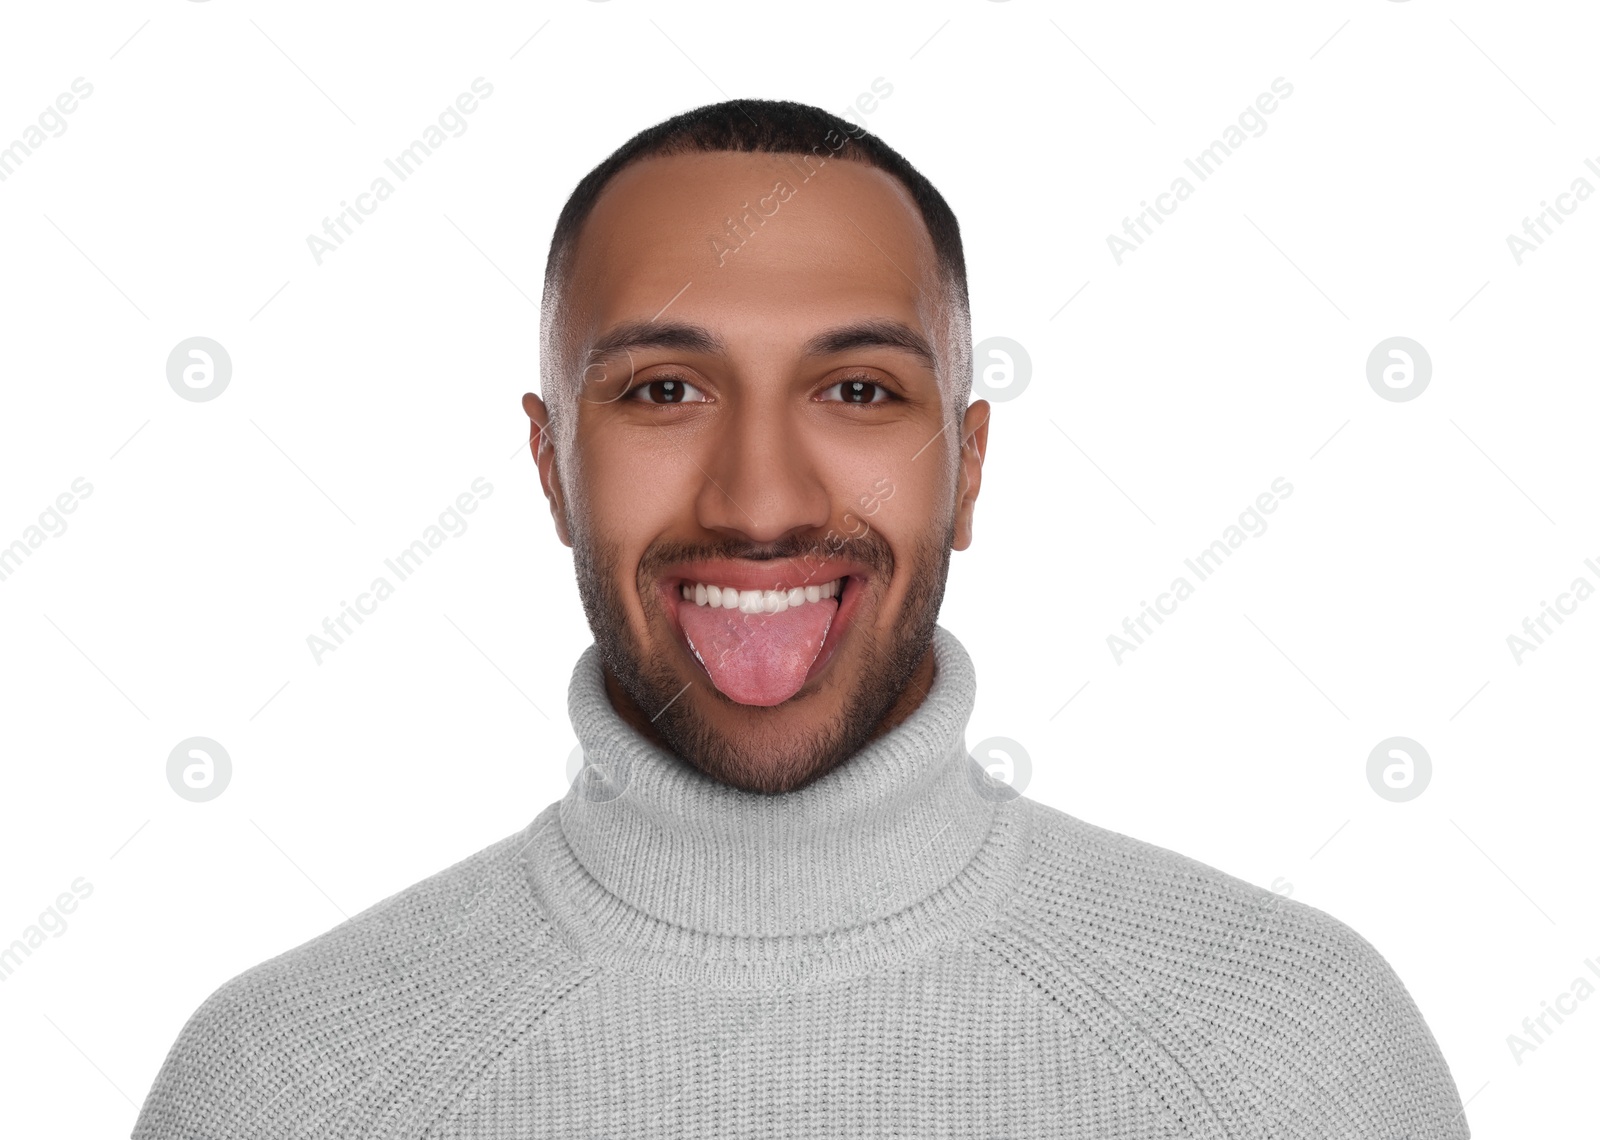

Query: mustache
left=640, top=527, right=894, bottom=579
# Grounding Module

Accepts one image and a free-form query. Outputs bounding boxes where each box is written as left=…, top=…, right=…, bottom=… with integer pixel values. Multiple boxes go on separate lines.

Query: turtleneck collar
left=552, top=625, right=1014, bottom=945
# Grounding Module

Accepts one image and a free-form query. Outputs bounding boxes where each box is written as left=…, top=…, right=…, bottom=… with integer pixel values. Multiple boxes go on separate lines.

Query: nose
left=693, top=390, right=831, bottom=546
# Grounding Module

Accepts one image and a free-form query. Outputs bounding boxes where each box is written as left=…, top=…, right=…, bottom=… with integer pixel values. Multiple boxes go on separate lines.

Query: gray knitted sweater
left=132, top=626, right=1469, bottom=1138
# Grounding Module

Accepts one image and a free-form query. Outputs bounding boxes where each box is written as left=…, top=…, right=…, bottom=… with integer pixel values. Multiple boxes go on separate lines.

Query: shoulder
left=987, top=800, right=1470, bottom=1137
left=131, top=812, right=575, bottom=1140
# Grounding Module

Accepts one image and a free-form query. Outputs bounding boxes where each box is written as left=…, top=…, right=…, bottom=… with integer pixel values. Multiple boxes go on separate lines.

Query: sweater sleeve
left=130, top=974, right=275, bottom=1140
left=1292, top=910, right=1468, bottom=1137
left=1211, top=894, right=1472, bottom=1139
left=129, top=822, right=574, bottom=1140
left=994, top=806, right=1472, bottom=1138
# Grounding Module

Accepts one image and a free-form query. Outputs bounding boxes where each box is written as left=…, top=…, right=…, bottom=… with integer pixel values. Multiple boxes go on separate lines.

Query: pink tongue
left=678, top=596, right=838, bottom=706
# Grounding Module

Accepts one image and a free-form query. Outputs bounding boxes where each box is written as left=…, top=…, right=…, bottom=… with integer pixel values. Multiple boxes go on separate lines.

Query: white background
left=2, top=1, right=1596, bottom=1135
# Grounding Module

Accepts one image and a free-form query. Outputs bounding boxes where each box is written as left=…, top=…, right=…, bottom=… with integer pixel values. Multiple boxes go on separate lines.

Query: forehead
left=563, top=150, right=944, bottom=352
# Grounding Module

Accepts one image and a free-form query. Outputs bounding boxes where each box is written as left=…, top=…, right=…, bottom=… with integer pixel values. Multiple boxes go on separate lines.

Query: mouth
left=657, top=561, right=870, bottom=708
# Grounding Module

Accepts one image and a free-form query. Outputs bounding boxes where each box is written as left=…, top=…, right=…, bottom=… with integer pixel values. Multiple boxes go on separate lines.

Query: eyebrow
left=586, top=317, right=938, bottom=372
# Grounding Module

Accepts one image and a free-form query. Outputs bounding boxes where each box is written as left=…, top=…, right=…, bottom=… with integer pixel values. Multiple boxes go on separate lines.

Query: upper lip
left=658, top=556, right=874, bottom=594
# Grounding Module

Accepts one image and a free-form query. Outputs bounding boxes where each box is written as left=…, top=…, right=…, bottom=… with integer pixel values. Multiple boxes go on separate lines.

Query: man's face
left=525, top=149, right=987, bottom=794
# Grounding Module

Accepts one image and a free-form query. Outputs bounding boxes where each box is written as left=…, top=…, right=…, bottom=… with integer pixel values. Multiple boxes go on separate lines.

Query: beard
left=571, top=514, right=954, bottom=794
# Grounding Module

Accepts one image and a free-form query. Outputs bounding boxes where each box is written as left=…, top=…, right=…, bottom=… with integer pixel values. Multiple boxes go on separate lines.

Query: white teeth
left=678, top=578, right=845, bottom=610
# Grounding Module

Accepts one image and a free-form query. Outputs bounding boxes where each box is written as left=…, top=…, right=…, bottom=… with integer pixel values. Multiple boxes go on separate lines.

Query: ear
left=951, top=399, right=989, bottom=551
left=522, top=392, right=573, bottom=548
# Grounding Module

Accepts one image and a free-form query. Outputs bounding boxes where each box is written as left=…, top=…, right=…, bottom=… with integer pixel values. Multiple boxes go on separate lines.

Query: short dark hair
left=538, top=98, right=972, bottom=450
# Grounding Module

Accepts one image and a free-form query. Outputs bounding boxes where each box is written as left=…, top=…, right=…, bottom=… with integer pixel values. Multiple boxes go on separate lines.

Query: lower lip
left=660, top=575, right=867, bottom=695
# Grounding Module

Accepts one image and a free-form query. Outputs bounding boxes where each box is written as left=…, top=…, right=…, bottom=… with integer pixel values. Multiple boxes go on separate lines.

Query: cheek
left=843, top=459, right=946, bottom=536
left=571, top=441, right=685, bottom=553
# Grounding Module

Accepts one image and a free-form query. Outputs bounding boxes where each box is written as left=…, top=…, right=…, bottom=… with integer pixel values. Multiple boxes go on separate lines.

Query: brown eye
left=823, top=377, right=895, bottom=404
left=628, top=377, right=707, bottom=404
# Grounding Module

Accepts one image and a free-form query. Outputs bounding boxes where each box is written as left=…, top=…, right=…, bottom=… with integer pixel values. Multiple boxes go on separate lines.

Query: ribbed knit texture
left=132, top=626, right=1470, bottom=1138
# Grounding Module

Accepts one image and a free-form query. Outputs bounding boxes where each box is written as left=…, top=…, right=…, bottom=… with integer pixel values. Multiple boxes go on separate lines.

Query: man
left=133, top=99, right=1469, bottom=1138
